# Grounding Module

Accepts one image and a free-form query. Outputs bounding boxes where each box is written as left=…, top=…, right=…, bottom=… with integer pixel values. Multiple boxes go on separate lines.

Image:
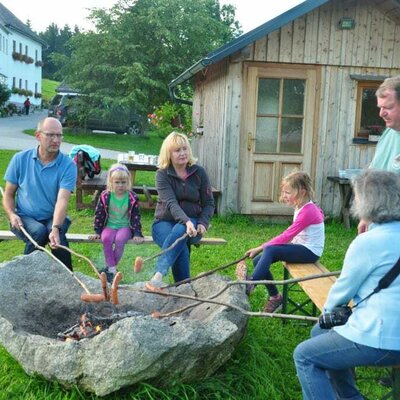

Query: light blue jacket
left=324, top=221, right=400, bottom=350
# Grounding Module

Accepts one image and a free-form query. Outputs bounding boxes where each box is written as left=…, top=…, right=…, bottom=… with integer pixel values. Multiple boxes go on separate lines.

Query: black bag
left=75, top=150, right=101, bottom=179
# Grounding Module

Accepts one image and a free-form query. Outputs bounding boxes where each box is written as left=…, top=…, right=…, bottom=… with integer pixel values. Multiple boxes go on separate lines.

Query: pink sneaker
left=263, top=294, right=283, bottom=313
left=235, top=261, right=247, bottom=280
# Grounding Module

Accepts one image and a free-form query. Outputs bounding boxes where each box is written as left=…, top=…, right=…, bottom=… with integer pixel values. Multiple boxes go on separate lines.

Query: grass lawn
left=0, top=137, right=391, bottom=399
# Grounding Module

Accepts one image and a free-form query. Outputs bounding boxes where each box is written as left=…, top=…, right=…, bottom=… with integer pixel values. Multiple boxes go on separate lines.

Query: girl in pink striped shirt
left=237, top=171, right=325, bottom=313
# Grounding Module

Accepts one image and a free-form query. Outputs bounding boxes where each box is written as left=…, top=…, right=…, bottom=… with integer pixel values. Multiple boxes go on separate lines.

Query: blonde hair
left=158, top=131, right=197, bottom=169
left=106, top=163, right=131, bottom=191
left=280, top=171, right=314, bottom=203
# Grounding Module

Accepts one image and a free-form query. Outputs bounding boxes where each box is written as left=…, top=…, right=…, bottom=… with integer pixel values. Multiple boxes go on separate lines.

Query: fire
left=57, top=310, right=140, bottom=341
left=58, top=313, right=105, bottom=341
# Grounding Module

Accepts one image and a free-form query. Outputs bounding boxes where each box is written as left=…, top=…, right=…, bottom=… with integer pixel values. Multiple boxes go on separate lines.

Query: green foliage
left=38, top=24, right=81, bottom=80
left=148, top=102, right=192, bottom=138
left=59, top=0, right=241, bottom=116
left=0, top=82, right=11, bottom=108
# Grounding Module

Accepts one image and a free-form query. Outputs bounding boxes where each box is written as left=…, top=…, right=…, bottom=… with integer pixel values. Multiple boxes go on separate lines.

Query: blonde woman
left=147, top=132, right=214, bottom=285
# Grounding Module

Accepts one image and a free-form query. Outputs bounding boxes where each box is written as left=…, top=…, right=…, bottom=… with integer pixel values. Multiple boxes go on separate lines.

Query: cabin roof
left=169, top=0, right=400, bottom=92
left=168, top=0, right=329, bottom=91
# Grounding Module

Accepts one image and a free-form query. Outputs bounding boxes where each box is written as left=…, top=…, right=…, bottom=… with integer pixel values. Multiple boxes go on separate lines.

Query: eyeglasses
left=41, top=132, right=64, bottom=140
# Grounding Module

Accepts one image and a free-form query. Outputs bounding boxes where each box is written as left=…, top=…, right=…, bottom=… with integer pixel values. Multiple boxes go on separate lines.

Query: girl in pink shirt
left=237, top=171, right=325, bottom=313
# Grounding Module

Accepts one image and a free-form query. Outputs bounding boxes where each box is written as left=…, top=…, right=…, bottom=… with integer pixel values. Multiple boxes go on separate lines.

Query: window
left=19, top=42, right=22, bottom=53
left=255, top=78, right=305, bottom=153
left=13, top=40, right=16, bottom=52
left=354, top=80, right=385, bottom=139
left=25, top=45, right=28, bottom=55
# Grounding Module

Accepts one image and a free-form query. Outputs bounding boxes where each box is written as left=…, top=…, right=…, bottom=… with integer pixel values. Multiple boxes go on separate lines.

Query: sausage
left=100, top=272, right=110, bottom=301
left=80, top=293, right=105, bottom=303
left=134, top=256, right=143, bottom=273
left=110, top=272, right=123, bottom=305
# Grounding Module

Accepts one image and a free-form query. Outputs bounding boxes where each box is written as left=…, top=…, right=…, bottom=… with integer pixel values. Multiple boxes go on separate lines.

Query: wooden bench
left=76, top=173, right=221, bottom=212
left=0, top=230, right=227, bottom=246
left=282, top=261, right=336, bottom=316
left=282, top=261, right=400, bottom=400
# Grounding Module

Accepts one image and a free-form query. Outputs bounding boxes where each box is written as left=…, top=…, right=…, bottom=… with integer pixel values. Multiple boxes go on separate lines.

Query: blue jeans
left=11, top=215, right=72, bottom=269
left=252, top=244, right=319, bottom=296
left=151, top=219, right=202, bottom=282
left=293, top=324, right=400, bottom=400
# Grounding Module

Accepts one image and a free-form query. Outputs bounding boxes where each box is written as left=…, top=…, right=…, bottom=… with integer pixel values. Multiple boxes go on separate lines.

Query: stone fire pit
left=0, top=252, right=249, bottom=396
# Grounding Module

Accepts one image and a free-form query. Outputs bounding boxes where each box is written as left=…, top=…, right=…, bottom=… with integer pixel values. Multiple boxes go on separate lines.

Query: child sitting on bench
left=90, top=163, right=144, bottom=282
left=237, top=171, right=325, bottom=313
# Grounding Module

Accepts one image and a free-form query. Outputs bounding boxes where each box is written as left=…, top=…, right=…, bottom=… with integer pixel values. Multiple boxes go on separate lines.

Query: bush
left=0, top=82, right=11, bottom=108
left=148, top=102, right=192, bottom=138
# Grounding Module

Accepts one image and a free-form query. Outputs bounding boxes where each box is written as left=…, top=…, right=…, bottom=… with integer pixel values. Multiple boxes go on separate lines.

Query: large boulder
left=0, top=252, right=249, bottom=396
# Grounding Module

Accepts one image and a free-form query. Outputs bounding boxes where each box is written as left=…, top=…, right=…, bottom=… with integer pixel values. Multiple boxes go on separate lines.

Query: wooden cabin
left=169, top=0, right=400, bottom=218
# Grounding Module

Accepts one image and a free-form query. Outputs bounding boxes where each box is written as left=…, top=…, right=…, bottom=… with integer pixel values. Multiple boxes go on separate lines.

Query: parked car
left=48, top=93, right=79, bottom=126
left=48, top=93, right=144, bottom=135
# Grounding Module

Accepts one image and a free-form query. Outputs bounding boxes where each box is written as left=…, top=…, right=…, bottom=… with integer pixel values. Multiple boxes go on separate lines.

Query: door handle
left=247, top=132, right=255, bottom=151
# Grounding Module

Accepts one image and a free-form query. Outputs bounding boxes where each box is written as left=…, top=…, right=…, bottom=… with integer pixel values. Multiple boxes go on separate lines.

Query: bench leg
left=392, top=367, right=400, bottom=400
left=381, top=367, right=400, bottom=400
left=282, top=266, right=289, bottom=315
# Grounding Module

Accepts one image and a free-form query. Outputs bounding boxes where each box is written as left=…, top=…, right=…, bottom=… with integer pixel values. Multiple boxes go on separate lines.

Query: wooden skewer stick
left=164, top=254, right=249, bottom=288
left=57, top=244, right=110, bottom=302
left=134, top=232, right=189, bottom=273
left=142, top=271, right=341, bottom=320
left=19, top=226, right=91, bottom=295
left=142, top=288, right=319, bottom=323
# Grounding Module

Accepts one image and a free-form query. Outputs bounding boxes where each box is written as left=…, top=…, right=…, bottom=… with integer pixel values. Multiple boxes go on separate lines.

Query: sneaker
left=235, top=261, right=247, bottom=280
left=99, top=268, right=115, bottom=284
left=263, top=294, right=283, bottom=313
left=235, top=262, right=255, bottom=295
left=379, top=375, right=392, bottom=387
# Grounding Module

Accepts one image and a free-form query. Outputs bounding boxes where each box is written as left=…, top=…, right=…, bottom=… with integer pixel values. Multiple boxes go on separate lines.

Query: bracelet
left=52, top=224, right=62, bottom=230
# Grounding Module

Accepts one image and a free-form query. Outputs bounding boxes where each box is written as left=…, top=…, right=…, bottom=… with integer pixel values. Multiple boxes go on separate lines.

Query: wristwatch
left=52, top=224, right=62, bottom=230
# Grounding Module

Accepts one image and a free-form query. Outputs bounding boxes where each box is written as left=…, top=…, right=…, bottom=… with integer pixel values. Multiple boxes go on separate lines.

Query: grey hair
left=376, top=75, right=400, bottom=102
left=351, top=169, right=400, bottom=223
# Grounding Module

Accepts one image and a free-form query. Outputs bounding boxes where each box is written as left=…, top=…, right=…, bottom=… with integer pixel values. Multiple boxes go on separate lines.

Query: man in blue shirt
left=2, top=117, right=77, bottom=269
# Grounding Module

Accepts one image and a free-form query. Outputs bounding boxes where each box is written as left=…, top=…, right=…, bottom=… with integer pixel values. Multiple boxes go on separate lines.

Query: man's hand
left=9, top=213, right=23, bottom=230
left=49, top=226, right=61, bottom=248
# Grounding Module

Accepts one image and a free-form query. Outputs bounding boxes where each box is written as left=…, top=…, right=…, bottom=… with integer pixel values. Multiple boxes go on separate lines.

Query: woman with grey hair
left=293, top=169, right=400, bottom=400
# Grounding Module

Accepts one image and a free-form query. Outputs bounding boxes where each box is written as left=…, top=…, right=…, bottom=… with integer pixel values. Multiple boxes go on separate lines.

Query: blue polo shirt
left=4, top=147, right=77, bottom=220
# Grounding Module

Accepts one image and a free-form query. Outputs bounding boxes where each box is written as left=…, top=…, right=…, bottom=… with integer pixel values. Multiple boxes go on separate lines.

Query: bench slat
left=284, top=262, right=336, bottom=312
left=0, top=230, right=226, bottom=246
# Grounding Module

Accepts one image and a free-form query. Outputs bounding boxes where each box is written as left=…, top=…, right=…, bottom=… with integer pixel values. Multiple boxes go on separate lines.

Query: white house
left=0, top=2, right=46, bottom=107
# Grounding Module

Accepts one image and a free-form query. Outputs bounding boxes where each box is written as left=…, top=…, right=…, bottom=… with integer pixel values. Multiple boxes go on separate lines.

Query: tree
left=58, top=0, right=241, bottom=116
left=38, top=24, right=81, bottom=79
left=0, top=82, right=11, bottom=107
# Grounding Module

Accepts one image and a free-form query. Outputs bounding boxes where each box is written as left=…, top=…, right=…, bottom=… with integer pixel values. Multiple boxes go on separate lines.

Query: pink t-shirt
left=262, top=201, right=325, bottom=256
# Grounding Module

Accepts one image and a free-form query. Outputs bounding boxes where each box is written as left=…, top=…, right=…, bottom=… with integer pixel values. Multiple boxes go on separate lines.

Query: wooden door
left=240, top=64, right=319, bottom=215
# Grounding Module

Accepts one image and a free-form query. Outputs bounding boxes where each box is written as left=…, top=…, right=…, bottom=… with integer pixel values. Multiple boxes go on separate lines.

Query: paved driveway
left=0, top=110, right=119, bottom=159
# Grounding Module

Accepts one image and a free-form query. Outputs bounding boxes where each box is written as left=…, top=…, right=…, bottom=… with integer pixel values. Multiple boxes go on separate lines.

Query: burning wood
left=57, top=311, right=143, bottom=341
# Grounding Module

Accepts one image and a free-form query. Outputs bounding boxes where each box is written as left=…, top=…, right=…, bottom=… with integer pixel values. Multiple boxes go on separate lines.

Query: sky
left=1, top=0, right=304, bottom=34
